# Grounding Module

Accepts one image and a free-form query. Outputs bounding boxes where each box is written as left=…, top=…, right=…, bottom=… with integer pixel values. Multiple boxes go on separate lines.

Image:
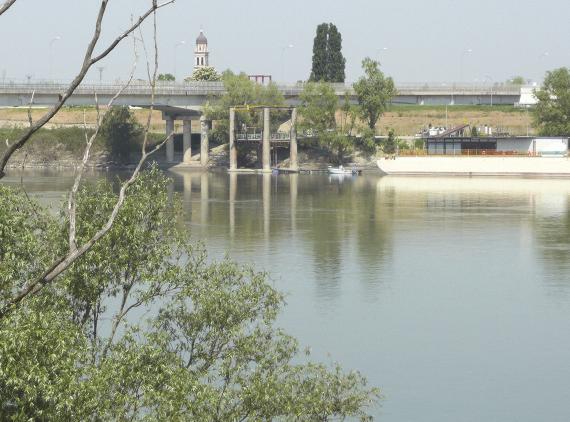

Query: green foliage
left=353, top=57, right=397, bottom=130
left=299, top=82, right=354, bottom=164
left=157, top=73, right=175, bottom=81
left=99, top=106, right=143, bottom=162
left=309, top=23, right=329, bottom=82
left=327, top=24, right=346, bottom=83
left=309, top=23, right=346, bottom=83
left=533, top=67, right=570, bottom=136
left=186, top=66, right=221, bottom=82
left=508, top=76, right=525, bottom=85
left=383, top=129, right=397, bottom=154
left=0, top=127, right=101, bottom=159
left=205, top=71, right=285, bottom=145
left=0, top=168, right=380, bottom=419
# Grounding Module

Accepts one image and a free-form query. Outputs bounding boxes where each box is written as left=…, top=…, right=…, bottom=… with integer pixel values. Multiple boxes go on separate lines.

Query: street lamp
left=281, top=44, right=294, bottom=84
left=459, top=48, right=472, bottom=83
left=538, top=51, right=549, bottom=82
left=49, top=35, right=61, bottom=81
left=173, top=40, right=186, bottom=81
left=97, top=66, right=105, bottom=84
left=484, top=75, right=494, bottom=106
left=377, top=47, right=388, bottom=65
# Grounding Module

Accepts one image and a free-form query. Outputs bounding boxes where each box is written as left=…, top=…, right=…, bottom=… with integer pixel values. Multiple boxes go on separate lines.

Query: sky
left=0, top=0, right=568, bottom=85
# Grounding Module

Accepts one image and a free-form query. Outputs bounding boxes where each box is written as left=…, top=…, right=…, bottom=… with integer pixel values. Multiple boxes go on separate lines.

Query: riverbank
left=0, top=105, right=534, bottom=137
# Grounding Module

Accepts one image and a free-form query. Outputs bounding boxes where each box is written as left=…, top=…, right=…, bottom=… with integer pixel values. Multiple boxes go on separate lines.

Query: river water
left=3, top=169, right=570, bottom=421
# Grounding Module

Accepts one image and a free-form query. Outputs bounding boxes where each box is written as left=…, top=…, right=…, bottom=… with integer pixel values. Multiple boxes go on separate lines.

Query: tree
left=99, top=106, right=143, bottom=162
left=298, top=82, right=353, bottom=164
left=383, top=129, right=397, bottom=155
left=309, top=23, right=346, bottom=83
left=508, top=76, right=526, bottom=85
left=0, top=169, right=380, bottom=419
left=533, top=67, right=570, bottom=136
left=157, top=73, right=175, bottom=81
left=0, top=0, right=174, bottom=178
left=205, top=70, right=285, bottom=145
left=185, top=66, right=221, bottom=82
left=309, top=23, right=329, bottom=82
left=353, top=57, right=396, bottom=130
left=327, top=24, right=346, bottom=83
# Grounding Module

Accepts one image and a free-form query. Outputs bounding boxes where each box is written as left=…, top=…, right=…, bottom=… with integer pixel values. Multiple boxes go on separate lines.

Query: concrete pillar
left=165, top=117, right=175, bottom=163
left=229, top=172, right=237, bottom=237
left=262, top=172, right=271, bottom=236
left=200, top=116, right=209, bottom=167
left=289, top=108, right=298, bottom=171
left=183, top=120, right=192, bottom=164
left=229, top=107, right=237, bottom=171
left=262, top=107, right=271, bottom=173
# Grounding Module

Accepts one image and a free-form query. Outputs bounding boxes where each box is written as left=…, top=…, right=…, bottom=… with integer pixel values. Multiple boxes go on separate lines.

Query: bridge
left=0, top=80, right=524, bottom=108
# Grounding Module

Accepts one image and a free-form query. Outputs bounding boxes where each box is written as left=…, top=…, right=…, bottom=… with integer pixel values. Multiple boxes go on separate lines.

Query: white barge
left=377, top=156, right=570, bottom=177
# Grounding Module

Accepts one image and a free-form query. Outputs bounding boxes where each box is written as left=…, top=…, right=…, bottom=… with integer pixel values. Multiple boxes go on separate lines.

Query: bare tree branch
left=0, top=0, right=174, bottom=178
left=0, top=5, right=174, bottom=320
left=27, top=91, right=35, bottom=128
left=0, top=0, right=17, bottom=17
left=68, top=39, right=140, bottom=251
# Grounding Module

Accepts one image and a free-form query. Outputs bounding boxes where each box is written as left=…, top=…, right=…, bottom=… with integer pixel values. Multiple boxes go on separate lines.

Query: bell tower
left=194, top=29, right=209, bottom=69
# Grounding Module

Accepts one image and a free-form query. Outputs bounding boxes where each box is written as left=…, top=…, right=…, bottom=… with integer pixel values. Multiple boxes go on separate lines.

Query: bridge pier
left=289, top=108, right=298, bottom=171
left=262, top=107, right=271, bottom=172
left=229, top=107, right=237, bottom=171
left=165, top=117, right=175, bottom=163
left=183, top=120, right=192, bottom=164
left=200, top=116, right=209, bottom=167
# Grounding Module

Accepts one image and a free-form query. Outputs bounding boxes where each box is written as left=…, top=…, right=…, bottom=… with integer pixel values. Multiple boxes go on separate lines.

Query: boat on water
left=328, top=165, right=357, bottom=175
left=377, top=156, right=570, bottom=177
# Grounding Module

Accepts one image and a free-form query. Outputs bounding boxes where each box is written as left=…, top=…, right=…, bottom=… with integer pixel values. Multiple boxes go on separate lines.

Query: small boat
left=327, top=165, right=357, bottom=175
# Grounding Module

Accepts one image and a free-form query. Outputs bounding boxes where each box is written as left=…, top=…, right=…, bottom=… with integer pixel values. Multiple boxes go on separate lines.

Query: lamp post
left=377, top=47, right=388, bottom=66
left=484, top=75, right=493, bottom=106
left=174, top=40, right=186, bottom=81
left=538, top=51, right=549, bottom=82
left=280, top=44, right=294, bottom=84
left=97, top=66, right=105, bottom=84
left=49, top=35, right=61, bottom=81
left=459, top=48, right=472, bottom=84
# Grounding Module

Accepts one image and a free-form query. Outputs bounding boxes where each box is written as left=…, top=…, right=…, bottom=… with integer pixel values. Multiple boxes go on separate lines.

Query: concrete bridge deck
left=0, top=81, right=524, bottom=107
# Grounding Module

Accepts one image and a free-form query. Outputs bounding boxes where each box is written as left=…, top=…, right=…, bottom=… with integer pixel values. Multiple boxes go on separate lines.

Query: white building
left=194, top=30, right=209, bottom=70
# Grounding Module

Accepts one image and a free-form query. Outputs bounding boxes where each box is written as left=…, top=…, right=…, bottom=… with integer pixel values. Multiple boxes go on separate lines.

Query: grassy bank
left=379, top=104, right=533, bottom=136
left=0, top=126, right=165, bottom=166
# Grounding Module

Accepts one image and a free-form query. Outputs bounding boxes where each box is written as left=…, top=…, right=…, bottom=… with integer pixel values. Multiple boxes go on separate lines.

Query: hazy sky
left=0, top=0, right=568, bottom=84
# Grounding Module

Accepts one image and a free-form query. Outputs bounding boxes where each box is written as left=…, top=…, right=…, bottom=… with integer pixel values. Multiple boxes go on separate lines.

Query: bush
left=99, top=106, right=143, bottom=162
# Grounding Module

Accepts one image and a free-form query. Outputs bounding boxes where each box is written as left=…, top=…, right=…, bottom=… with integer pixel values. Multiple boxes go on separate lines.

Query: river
left=3, top=169, right=570, bottom=422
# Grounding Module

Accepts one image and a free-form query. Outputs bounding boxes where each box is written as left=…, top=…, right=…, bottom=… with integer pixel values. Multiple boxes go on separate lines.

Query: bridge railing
left=0, top=80, right=524, bottom=97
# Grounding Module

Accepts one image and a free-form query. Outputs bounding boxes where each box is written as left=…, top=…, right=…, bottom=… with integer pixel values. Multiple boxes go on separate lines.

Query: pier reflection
left=168, top=172, right=570, bottom=299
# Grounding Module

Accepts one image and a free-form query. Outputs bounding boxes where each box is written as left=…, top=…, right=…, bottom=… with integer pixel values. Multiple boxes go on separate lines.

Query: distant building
left=194, top=30, right=209, bottom=70
left=423, top=125, right=568, bottom=157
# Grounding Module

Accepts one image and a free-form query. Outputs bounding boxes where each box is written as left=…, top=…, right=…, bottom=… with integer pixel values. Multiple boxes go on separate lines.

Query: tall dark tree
left=327, top=24, right=346, bottom=83
left=309, top=23, right=329, bottom=82
left=309, top=23, right=346, bottom=83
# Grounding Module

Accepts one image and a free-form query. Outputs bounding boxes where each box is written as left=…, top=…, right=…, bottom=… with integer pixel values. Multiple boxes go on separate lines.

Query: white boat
left=377, top=156, right=570, bottom=177
left=328, top=165, right=356, bottom=175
